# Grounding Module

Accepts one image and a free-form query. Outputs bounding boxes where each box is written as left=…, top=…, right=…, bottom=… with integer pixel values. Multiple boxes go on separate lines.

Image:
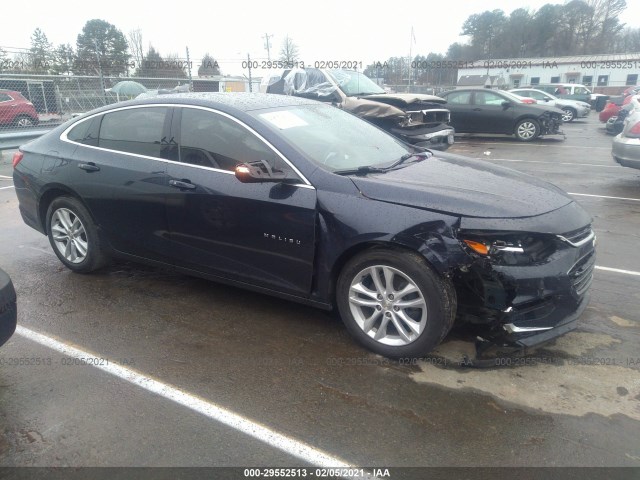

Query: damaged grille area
left=569, top=250, right=596, bottom=296
left=406, top=108, right=450, bottom=127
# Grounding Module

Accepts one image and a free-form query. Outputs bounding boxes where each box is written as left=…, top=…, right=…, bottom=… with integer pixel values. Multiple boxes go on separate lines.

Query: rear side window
left=445, top=91, right=472, bottom=104
left=0, top=93, right=12, bottom=102
left=98, top=107, right=167, bottom=157
left=67, top=117, right=101, bottom=146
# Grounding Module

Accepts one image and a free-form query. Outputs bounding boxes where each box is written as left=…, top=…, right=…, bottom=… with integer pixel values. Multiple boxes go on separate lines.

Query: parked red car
left=0, top=90, right=39, bottom=127
left=599, top=94, right=633, bottom=123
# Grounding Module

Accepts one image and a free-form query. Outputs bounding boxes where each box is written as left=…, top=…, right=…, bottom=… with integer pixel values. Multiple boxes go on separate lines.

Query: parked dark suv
left=13, top=93, right=595, bottom=358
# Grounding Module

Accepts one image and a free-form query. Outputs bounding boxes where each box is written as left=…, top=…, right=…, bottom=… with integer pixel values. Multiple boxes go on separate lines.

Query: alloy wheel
left=517, top=121, right=537, bottom=140
left=51, top=208, right=89, bottom=264
left=348, top=265, right=427, bottom=346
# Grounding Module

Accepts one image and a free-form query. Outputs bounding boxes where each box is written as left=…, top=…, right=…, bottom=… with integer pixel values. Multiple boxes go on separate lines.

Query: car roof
left=132, top=92, right=317, bottom=111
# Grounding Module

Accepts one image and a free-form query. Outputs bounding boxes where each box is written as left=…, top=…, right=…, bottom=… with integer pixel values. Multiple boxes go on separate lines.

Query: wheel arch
left=38, top=185, right=93, bottom=233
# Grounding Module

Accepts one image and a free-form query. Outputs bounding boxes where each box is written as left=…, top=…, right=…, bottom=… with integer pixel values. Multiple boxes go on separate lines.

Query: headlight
left=460, top=232, right=557, bottom=266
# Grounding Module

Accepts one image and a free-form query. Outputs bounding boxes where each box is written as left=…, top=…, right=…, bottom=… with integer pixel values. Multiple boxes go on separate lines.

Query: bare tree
left=279, top=36, right=300, bottom=63
left=128, top=28, right=145, bottom=72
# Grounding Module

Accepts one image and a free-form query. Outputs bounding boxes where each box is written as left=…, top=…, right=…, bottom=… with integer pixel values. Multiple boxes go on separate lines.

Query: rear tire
left=14, top=115, right=37, bottom=128
left=46, top=196, right=109, bottom=273
left=336, top=249, right=456, bottom=358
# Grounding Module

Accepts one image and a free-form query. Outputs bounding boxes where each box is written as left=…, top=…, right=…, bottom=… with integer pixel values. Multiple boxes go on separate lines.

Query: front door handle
left=78, top=162, right=100, bottom=172
left=169, top=179, right=196, bottom=190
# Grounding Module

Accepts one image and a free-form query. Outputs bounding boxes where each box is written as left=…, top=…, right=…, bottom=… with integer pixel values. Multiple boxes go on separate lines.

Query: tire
left=46, top=196, right=109, bottom=273
left=561, top=108, right=576, bottom=123
left=336, top=249, right=456, bottom=358
left=14, top=115, right=37, bottom=128
left=514, top=118, right=540, bottom=141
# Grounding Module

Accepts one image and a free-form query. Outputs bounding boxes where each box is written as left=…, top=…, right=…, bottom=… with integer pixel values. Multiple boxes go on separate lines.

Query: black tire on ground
left=336, top=248, right=456, bottom=359
left=514, top=118, right=540, bottom=141
left=46, top=196, right=109, bottom=273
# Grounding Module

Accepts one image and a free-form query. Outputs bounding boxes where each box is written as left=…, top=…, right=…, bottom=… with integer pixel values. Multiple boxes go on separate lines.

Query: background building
left=457, top=53, right=640, bottom=93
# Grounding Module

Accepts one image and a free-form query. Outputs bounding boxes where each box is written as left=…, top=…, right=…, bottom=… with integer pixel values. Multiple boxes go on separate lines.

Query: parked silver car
left=510, top=88, right=591, bottom=122
left=612, top=99, right=640, bottom=170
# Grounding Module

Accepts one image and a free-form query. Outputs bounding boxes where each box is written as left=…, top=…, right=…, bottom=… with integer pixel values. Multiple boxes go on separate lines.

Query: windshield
left=253, top=104, right=411, bottom=172
left=327, top=70, right=385, bottom=96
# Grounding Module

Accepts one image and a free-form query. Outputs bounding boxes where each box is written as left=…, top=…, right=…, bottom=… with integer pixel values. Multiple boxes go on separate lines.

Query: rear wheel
left=514, top=118, right=540, bottom=141
left=14, top=115, right=37, bottom=128
left=336, top=249, right=456, bottom=358
left=561, top=108, right=576, bottom=122
left=46, top=197, right=109, bottom=273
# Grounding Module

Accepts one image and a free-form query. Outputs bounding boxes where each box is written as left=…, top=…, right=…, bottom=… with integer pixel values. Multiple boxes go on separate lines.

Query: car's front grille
left=569, top=250, right=596, bottom=296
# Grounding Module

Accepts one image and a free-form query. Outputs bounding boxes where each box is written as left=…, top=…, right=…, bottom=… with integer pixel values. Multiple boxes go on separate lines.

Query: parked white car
left=510, top=88, right=591, bottom=122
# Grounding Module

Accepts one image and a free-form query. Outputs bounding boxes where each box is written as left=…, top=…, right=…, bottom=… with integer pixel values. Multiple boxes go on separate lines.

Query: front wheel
left=336, top=249, right=456, bottom=358
left=15, top=115, right=37, bottom=127
left=514, top=118, right=540, bottom=141
left=561, top=108, right=576, bottom=122
left=46, top=196, right=109, bottom=273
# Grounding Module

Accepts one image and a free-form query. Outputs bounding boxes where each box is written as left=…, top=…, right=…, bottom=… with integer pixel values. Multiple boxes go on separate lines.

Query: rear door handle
left=78, top=162, right=100, bottom=172
left=169, top=179, right=196, bottom=190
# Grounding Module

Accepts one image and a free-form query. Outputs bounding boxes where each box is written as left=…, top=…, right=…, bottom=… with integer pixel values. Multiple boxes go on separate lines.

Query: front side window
left=179, top=107, right=297, bottom=178
left=98, top=107, right=167, bottom=157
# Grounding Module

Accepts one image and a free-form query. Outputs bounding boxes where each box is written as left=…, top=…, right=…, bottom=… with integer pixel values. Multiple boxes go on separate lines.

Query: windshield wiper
left=333, top=151, right=431, bottom=176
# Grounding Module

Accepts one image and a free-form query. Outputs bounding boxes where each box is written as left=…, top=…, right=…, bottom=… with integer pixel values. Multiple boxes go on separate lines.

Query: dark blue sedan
left=12, top=93, right=595, bottom=358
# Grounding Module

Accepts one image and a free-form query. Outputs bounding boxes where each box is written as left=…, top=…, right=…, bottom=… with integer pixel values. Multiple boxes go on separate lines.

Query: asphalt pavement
left=0, top=115, right=639, bottom=476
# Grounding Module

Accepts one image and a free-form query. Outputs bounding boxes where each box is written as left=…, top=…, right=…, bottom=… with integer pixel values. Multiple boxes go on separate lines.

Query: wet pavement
left=0, top=115, right=639, bottom=472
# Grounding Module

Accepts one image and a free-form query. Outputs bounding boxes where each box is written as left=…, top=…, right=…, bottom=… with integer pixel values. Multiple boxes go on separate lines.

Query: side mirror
left=235, top=160, right=287, bottom=183
left=501, top=101, right=511, bottom=108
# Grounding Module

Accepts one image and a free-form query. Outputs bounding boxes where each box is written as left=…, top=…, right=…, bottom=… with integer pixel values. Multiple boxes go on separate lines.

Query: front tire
left=514, top=118, right=540, bottom=141
left=561, top=108, right=576, bottom=122
left=336, top=249, right=456, bottom=358
left=46, top=196, right=109, bottom=273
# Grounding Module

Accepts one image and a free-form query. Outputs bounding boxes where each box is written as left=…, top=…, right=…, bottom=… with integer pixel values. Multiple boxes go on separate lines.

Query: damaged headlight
left=459, top=232, right=557, bottom=266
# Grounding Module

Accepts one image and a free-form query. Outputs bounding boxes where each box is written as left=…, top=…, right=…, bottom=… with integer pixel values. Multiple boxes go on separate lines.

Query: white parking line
left=568, top=192, right=640, bottom=202
left=455, top=141, right=610, bottom=149
left=15, top=325, right=373, bottom=476
left=595, top=266, right=640, bottom=277
left=0, top=174, right=13, bottom=179
left=0, top=185, right=15, bottom=190
left=478, top=158, right=619, bottom=168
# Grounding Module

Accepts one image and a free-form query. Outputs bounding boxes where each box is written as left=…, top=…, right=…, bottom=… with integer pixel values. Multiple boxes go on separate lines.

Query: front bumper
left=612, top=135, right=640, bottom=169
left=455, top=226, right=596, bottom=349
left=0, top=269, right=17, bottom=347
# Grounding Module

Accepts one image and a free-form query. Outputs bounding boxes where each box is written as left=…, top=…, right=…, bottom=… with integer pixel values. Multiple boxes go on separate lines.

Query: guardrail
left=0, top=126, right=57, bottom=150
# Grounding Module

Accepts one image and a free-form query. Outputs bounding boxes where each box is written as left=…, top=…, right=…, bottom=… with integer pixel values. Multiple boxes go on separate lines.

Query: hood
left=358, top=93, right=447, bottom=108
left=350, top=152, right=573, bottom=218
left=342, top=96, right=406, bottom=119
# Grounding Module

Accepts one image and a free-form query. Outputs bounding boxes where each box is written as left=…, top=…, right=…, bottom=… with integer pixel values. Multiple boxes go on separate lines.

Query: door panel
left=165, top=166, right=317, bottom=295
left=470, top=91, right=515, bottom=133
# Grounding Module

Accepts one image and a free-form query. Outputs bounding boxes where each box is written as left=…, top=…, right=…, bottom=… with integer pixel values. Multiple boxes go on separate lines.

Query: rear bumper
left=612, top=135, right=640, bottom=169
left=0, top=269, right=17, bottom=347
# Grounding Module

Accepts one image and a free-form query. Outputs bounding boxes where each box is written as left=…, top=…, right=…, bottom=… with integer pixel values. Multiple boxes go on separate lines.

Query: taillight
left=12, top=151, right=24, bottom=168
left=627, top=121, right=640, bottom=138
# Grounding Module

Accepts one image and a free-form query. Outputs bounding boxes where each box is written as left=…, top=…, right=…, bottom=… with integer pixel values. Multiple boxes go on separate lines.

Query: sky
left=2, top=0, right=640, bottom=76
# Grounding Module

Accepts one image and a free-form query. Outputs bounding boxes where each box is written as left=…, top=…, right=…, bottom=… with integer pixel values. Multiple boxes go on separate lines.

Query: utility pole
left=93, top=39, right=107, bottom=105
left=186, top=46, right=193, bottom=92
left=263, top=33, right=273, bottom=62
left=247, top=53, right=253, bottom=92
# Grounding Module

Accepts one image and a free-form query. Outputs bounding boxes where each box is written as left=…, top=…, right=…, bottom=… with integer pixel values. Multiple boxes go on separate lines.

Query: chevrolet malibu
left=13, top=93, right=595, bottom=358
